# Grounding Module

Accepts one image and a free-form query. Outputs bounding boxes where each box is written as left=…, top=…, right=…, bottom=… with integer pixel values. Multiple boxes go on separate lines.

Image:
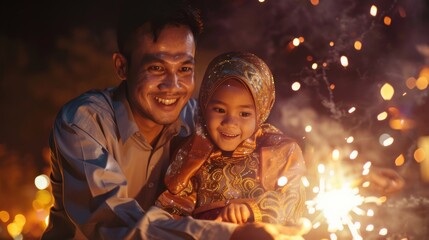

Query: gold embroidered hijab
left=199, top=52, right=275, bottom=126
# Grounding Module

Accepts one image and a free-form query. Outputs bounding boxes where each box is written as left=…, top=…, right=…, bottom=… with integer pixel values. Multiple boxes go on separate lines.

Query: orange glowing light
left=354, top=41, right=362, bottom=50
left=395, top=154, right=405, bottom=166
left=329, top=41, right=335, bottom=47
left=398, top=6, right=407, bottom=18
left=306, top=55, right=313, bottom=61
left=387, top=107, right=400, bottom=117
left=299, top=36, right=305, bottom=43
left=389, top=118, right=415, bottom=130
left=383, top=16, right=392, bottom=26
left=380, top=83, right=394, bottom=100
left=7, top=222, right=22, bottom=239
left=414, top=148, right=426, bottom=163
left=330, top=84, right=335, bottom=90
left=419, top=66, right=429, bottom=78
left=310, top=0, right=319, bottom=6
left=405, top=77, right=416, bottom=89
left=322, top=62, right=328, bottom=68
left=416, top=76, right=428, bottom=90
left=0, top=211, right=10, bottom=222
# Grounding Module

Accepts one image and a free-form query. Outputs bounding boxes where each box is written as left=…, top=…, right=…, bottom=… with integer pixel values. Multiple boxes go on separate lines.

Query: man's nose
left=159, top=72, right=180, bottom=90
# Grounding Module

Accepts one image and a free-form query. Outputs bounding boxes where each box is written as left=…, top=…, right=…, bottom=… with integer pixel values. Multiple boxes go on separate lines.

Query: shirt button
left=148, top=182, right=154, bottom=188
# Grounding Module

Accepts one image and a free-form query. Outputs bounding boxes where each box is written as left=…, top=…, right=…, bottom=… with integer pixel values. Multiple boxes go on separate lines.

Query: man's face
left=204, top=79, right=257, bottom=152
left=126, top=25, right=196, bottom=126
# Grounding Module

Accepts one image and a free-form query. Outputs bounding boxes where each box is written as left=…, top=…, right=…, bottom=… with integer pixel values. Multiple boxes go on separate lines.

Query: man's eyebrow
left=140, top=53, right=195, bottom=65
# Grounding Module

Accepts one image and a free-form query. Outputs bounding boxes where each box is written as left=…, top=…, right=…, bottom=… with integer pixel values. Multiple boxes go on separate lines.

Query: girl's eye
left=213, top=107, right=225, bottom=113
left=240, top=112, right=251, bottom=117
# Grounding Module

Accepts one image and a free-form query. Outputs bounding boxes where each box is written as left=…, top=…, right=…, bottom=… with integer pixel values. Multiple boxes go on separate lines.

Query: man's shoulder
left=57, top=87, right=115, bottom=125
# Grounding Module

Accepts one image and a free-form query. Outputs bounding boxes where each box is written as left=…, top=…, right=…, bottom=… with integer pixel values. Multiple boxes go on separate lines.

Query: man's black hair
left=116, top=0, right=203, bottom=57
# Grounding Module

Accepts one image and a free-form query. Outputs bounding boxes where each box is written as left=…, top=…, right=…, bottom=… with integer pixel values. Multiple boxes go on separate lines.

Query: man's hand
left=230, top=218, right=311, bottom=240
left=214, top=203, right=252, bottom=224
left=364, top=167, right=405, bottom=195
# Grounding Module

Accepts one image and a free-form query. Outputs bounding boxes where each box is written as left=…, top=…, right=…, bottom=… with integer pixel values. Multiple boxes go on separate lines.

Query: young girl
left=156, top=52, right=306, bottom=225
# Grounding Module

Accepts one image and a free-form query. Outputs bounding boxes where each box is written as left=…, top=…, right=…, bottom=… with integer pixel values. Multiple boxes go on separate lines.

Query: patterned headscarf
left=198, top=52, right=275, bottom=125
left=165, top=52, right=277, bottom=194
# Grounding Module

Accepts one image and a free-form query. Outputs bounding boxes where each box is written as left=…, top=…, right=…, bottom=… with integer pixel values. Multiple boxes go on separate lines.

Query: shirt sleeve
left=44, top=103, right=235, bottom=240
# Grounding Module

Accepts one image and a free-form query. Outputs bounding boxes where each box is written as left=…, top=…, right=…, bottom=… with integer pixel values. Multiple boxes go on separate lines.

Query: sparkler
left=304, top=163, right=386, bottom=240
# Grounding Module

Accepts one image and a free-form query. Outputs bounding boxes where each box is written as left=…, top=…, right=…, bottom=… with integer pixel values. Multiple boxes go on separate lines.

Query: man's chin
left=152, top=113, right=181, bottom=125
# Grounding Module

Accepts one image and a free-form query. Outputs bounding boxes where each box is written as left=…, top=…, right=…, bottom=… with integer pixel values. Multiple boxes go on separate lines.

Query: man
left=42, top=0, right=309, bottom=239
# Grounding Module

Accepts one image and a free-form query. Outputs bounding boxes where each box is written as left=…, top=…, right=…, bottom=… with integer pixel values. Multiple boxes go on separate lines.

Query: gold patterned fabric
left=156, top=52, right=306, bottom=225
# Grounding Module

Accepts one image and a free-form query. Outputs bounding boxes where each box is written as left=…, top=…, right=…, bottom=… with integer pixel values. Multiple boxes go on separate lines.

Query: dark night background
left=1, top=0, right=429, bottom=239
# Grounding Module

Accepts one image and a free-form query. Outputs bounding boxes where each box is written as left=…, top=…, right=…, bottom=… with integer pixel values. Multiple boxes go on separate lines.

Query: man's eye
left=180, top=67, right=193, bottom=72
left=148, top=66, right=164, bottom=72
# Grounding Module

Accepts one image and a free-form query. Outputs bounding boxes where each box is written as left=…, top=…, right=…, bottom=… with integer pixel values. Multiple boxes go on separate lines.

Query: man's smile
left=154, top=96, right=179, bottom=106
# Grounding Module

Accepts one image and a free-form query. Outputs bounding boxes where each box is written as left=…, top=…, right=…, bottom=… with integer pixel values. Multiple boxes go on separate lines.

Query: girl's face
left=204, top=79, right=257, bottom=152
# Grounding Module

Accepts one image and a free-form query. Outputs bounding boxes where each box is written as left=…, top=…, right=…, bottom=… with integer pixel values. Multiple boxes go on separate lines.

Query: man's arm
left=43, top=105, right=237, bottom=239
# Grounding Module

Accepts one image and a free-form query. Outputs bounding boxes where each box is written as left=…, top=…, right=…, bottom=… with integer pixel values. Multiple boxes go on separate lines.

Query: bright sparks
left=340, top=55, right=349, bottom=67
left=35, top=174, right=50, bottom=190
left=332, top=149, right=340, bottom=160
left=377, top=111, right=388, bottom=121
left=291, top=81, right=301, bottom=91
left=305, top=164, right=386, bottom=240
left=292, top=38, right=300, bottom=46
left=349, top=150, right=358, bottom=160
left=312, top=63, right=318, bottom=70
left=370, top=5, right=378, bottom=17
left=277, top=176, right=288, bottom=187
left=379, top=133, right=394, bottom=146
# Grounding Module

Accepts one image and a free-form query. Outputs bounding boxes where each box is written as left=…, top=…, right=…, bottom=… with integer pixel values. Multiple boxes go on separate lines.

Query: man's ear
left=113, top=52, right=128, bottom=80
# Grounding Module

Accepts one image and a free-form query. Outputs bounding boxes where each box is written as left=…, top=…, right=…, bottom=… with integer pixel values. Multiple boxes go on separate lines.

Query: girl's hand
left=214, top=203, right=252, bottom=224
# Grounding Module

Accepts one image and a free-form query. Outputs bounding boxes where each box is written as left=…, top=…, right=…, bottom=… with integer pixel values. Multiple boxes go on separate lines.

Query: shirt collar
left=112, top=81, right=139, bottom=143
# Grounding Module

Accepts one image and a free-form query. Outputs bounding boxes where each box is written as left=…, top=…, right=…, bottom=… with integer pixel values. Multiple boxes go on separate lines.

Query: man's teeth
left=155, top=97, right=178, bottom=105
